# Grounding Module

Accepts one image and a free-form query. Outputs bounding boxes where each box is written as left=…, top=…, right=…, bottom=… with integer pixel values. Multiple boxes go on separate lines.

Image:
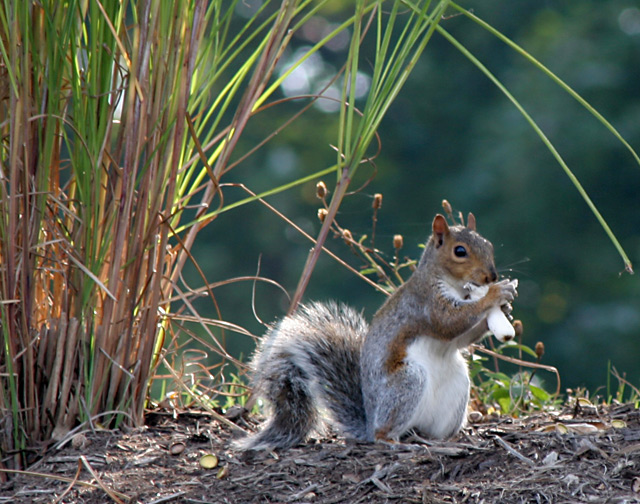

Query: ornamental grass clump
left=0, top=0, right=303, bottom=469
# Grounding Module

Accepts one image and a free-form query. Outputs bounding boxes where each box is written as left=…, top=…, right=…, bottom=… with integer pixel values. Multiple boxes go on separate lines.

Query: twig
left=79, top=455, right=128, bottom=503
left=51, top=458, right=83, bottom=504
left=286, top=483, right=319, bottom=502
left=611, top=366, right=640, bottom=400
left=357, top=462, right=400, bottom=493
left=231, top=183, right=389, bottom=296
left=493, top=436, right=535, bottom=466
left=160, top=356, right=246, bottom=433
left=53, top=411, right=133, bottom=450
left=474, top=344, right=561, bottom=397
left=0, top=468, right=130, bottom=501
left=148, top=492, right=187, bottom=504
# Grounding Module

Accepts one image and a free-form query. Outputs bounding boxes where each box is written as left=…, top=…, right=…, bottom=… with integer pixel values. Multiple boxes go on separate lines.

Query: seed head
left=372, top=193, right=383, bottom=210
left=393, top=234, right=403, bottom=250
left=342, top=229, right=353, bottom=244
left=316, top=181, right=328, bottom=199
left=514, top=319, right=524, bottom=337
left=535, top=341, right=545, bottom=359
left=317, top=208, right=328, bottom=222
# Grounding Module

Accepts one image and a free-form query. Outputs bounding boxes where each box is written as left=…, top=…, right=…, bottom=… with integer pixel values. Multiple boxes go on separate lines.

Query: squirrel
left=237, top=210, right=518, bottom=450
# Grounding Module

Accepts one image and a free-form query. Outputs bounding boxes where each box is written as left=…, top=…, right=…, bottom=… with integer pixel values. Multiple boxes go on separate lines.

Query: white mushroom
left=464, top=279, right=518, bottom=343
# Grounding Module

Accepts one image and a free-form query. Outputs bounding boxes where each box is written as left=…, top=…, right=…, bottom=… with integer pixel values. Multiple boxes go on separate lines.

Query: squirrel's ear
left=467, top=212, right=476, bottom=231
left=432, top=214, right=449, bottom=247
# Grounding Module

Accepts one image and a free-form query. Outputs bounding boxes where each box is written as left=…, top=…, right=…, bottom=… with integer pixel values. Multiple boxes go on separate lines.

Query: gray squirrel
left=238, top=211, right=518, bottom=450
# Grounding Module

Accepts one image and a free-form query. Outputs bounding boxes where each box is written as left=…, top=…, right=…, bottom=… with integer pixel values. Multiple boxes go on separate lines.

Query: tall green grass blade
left=175, top=164, right=339, bottom=233
left=290, top=0, right=452, bottom=309
left=449, top=2, right=640, bottom=170
left=436, top=25, right=633, bottom=273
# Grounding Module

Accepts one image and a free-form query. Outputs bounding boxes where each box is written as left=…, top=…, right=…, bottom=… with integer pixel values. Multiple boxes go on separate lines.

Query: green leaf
left=530, top=384, right=551, bottom=403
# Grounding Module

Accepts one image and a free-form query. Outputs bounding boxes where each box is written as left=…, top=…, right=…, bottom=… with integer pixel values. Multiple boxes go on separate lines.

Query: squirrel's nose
left=485, top=268, right=497, bottom=284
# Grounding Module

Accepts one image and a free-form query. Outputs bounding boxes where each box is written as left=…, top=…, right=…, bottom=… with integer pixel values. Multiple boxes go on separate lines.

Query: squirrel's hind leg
left=367, top=366, right=426, bottom=442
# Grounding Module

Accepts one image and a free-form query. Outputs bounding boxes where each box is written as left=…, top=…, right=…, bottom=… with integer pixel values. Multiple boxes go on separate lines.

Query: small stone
left=71, top=433, right=89, bottom=449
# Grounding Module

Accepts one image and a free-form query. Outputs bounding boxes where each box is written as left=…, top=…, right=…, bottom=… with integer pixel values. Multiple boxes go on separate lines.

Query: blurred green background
left=185, top=0, right=640, bottom=395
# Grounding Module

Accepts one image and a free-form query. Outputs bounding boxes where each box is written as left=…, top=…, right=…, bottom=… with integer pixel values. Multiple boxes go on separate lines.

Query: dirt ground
left=2, top=402, right=639, bottom=504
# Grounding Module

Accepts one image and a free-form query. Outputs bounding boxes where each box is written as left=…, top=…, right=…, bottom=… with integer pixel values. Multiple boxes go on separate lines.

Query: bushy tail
left=237, top=302, right=368, bottom=450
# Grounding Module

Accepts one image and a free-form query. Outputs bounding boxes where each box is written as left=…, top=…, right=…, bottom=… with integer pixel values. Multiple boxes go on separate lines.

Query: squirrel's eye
left=454, top=245, right=467, bottom=258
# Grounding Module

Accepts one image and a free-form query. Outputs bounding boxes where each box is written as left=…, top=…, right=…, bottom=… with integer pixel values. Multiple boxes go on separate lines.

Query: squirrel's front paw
left=501, top=302, right=513, bottom=318
left=495, top=278, right=518, bottom=305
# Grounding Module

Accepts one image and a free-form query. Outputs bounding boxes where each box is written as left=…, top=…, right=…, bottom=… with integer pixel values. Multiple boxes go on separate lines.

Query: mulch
left=2, top=402, right=639, bottom=503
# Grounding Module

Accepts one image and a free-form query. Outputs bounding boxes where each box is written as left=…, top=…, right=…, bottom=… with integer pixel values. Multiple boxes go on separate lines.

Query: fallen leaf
left=566, top=423, right=599, bottom=434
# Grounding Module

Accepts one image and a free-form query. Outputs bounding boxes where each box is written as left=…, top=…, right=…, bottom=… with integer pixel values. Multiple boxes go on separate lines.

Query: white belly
left=405, top=337, right=470, bottom=439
